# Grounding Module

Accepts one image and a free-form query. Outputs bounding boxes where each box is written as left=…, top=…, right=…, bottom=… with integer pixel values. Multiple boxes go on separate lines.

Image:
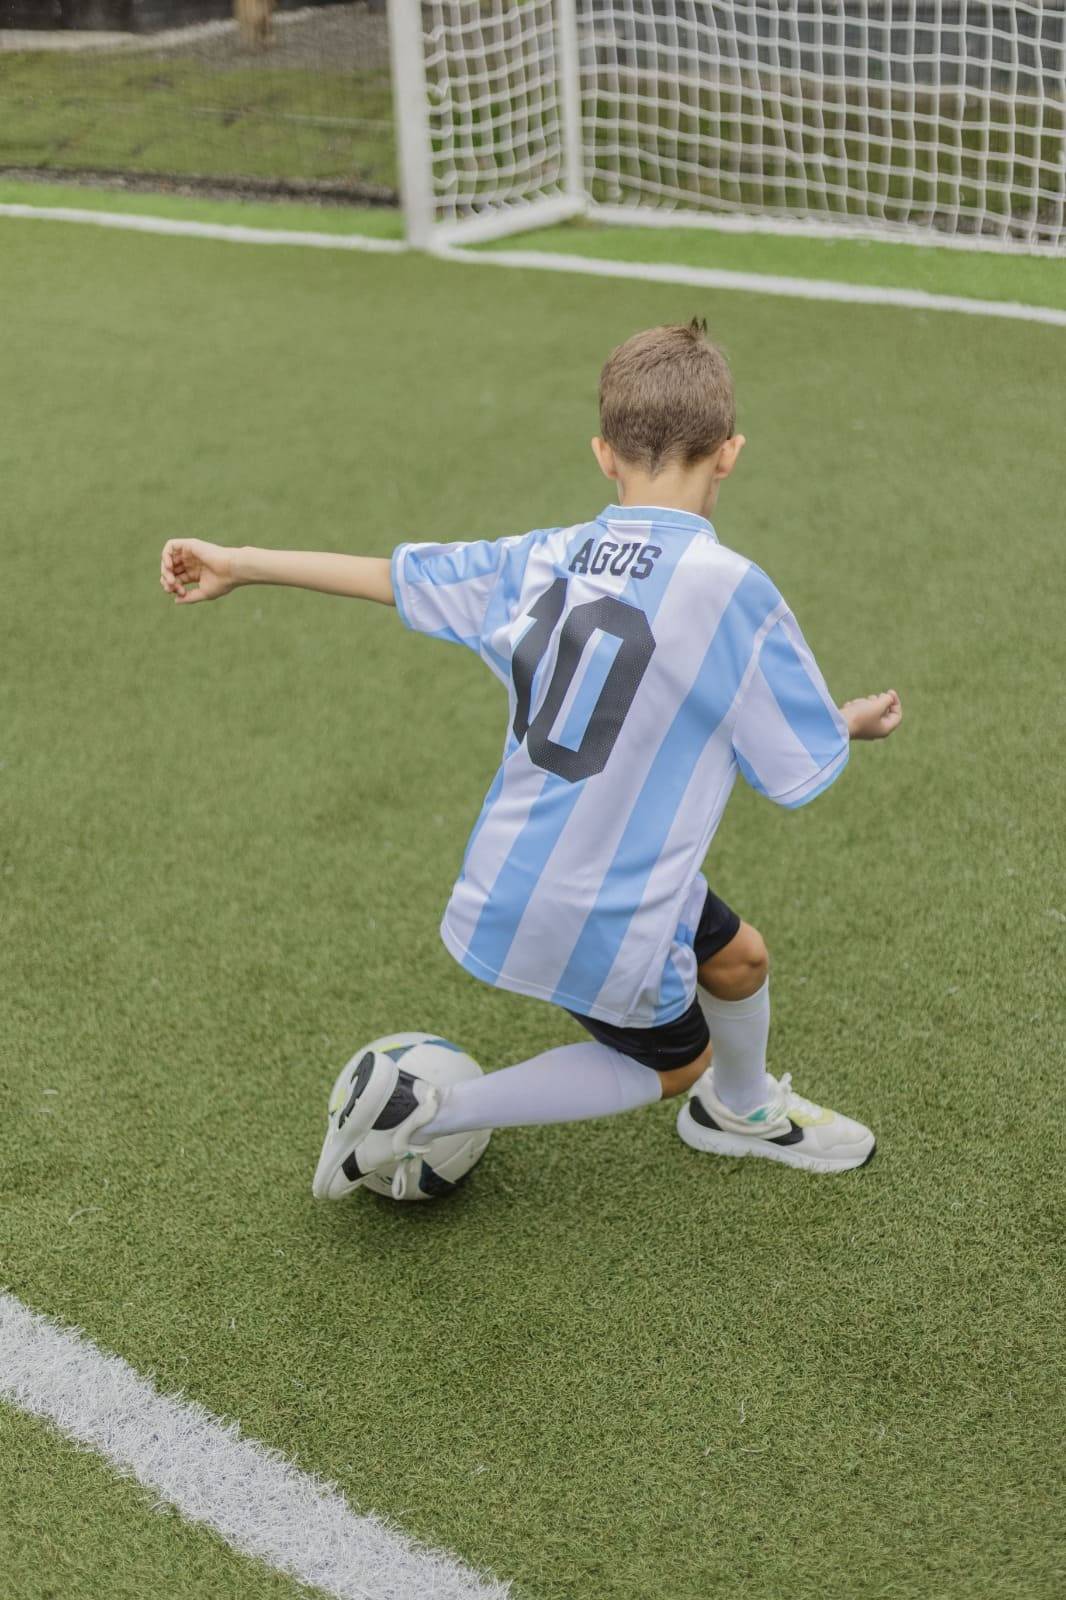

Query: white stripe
left=776, top=742, right=850, bottom=807
left=0, top=205, right=406, bottom=253
left=2, top=204, right=1063, bottom=325
left=593, top=599, right=786, bottom=1021
left=732, top=662, right=822, bottom=798
left=439, top=532, right=574, bottom=959
left=501, top=540, right=748, bottom=1008
left=438, top=246, right=1066, bottom=330
left=0, top=1292, right=509, bottom=1600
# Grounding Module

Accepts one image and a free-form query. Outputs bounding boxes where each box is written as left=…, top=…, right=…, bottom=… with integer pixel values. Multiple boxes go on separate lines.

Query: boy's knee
left=656, top=1045, right=711, bottom=1099
left=699, top=921, right=769, bottom=1001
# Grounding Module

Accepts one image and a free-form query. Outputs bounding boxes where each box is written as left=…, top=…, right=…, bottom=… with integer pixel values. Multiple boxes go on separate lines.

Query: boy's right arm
left=840, top=690, right=903, bottom=740
left=731, top=605, right=901, bottom=810
left=159, top=539, right=394, bottom=606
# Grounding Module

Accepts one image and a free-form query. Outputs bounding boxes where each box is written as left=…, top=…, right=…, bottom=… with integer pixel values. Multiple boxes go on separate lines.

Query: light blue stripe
left=653, top=914, right=698, bottom=1021
left=480, top=638, right=510, bottom=679
left=457, top=733, right=519, bottom=879
left=596, top=503, right=717, bottom=538
left=654, top=952, right=688, bottom=1023
left=554, top=631, right=623, bottom=752
left=463, top=523, right=685, bottom=982
left=481, top=528, right=555, bottom=646
left=552, top=563, right=781, bottom=1011
left=759, top=621, right=846, bottom=769
left=427, top=626, right=479, bottom=650
left=734, top=746, right=770, bottom=797
left=459, top=768, right=580, bottom=978
left=458, top=766, right=506, bottom=877
left=405, top=539, right=502, bottom=587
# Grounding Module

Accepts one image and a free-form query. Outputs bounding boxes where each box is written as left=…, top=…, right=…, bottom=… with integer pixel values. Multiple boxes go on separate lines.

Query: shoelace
left=771, top=1072, right=825, bottom=1120
left=391, top=1157, right=417, bottom=1201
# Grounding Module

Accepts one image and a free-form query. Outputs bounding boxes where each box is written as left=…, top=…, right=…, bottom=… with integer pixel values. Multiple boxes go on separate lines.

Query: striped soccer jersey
left=391, top=504, right=849, bottom=1028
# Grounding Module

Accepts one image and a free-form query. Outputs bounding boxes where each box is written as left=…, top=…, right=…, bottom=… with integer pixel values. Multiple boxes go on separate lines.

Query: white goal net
left=388, top=0, right=1066, bottom=251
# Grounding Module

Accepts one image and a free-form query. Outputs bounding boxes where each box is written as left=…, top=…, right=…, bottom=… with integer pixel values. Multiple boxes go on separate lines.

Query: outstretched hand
left=160, top=539, right=238, bottom=605
left=841, top=689, right=903, bottom=740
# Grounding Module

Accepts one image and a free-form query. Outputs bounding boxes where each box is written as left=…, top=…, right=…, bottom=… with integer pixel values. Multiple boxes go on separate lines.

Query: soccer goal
left=388, top=1, right=1066, bottom=252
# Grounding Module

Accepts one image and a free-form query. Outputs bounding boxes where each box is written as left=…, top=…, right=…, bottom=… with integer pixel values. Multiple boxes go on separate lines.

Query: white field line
left=0, top=1291, right=510, bottom=1600
left=2, top=202, right=1065, bottom=327
left=436, top=244, right=1066, bottom=328
left=0, top=204, right=405, bottom=253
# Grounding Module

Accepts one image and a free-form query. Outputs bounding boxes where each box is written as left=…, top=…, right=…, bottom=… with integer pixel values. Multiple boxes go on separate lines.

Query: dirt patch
left=0, top=164, right=397, bottom=204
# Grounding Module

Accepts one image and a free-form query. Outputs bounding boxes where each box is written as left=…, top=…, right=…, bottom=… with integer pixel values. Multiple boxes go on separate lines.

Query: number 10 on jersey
left=511, top=578, right=656, bottom=784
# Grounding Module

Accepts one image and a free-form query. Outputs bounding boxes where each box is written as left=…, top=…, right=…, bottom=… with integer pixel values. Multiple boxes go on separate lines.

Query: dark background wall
left=2, top=0, right=359, bottom=30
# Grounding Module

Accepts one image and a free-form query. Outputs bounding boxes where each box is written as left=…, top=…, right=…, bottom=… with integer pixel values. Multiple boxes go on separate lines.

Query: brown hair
left=598, top=319, right=735, bottom=475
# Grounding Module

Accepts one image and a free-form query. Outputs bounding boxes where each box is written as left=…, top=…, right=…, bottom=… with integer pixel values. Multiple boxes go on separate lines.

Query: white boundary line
left=0, top=1291, right=510, bottom=1600
left=0, top=203, right=406, bottom=253
left=2, top=201, right=1064, bottom=327
left=437, top=244, right=1066, bottom=328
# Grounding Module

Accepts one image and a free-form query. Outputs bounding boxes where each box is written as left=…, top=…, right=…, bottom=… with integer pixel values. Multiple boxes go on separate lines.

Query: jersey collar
left=597, top=503, right=718, bottom=540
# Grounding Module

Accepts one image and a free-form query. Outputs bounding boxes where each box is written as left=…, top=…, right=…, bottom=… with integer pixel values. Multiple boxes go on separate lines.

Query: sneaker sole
left=676, top=1101, right=875, bottom=1174
left=313, top=1053, right=400, bottom=1199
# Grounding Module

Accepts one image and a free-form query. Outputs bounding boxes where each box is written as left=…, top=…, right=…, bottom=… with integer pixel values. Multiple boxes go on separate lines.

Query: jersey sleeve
left=391, top=531, right=544, bottom=682
left=391, top=539, right=508, bottom=649
left=731, top=609, right=850, bottom=808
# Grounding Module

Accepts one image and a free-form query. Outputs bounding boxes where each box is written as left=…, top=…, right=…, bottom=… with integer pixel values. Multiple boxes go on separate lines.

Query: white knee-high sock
left=417, top=1041, right=662, bottom=1140
left=698, top=978, right=774, bottom=1114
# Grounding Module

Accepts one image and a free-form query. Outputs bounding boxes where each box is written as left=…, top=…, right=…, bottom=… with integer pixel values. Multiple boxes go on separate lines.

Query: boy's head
left=593, top=320, right=744, bottom=514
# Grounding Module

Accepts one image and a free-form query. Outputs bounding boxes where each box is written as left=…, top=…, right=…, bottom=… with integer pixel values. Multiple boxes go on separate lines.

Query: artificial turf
left=480, top=217, right=1066, bottom=314
left=0, top=50, right=393, bottom=191
left=4, top=174, right=1065, bottom=313
left=0, top=215, right=1063, bottom=1600
left=0, top=1402, right=308, bottom=1600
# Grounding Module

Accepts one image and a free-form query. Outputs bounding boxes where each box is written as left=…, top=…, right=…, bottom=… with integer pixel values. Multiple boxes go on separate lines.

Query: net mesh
left=579, top=1, right=1066, bottom=247
left=3, top=1, right=1064, bottom=246
left=412, top=0, right=1066, bottom=248
left=420, top=0, right=569, bottom=224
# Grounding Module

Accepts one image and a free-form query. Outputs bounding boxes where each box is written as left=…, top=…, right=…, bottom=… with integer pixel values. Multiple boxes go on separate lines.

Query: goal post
left=388, top=1, right=1066, bottom=254
left=387, top=0, right=587, bottom=246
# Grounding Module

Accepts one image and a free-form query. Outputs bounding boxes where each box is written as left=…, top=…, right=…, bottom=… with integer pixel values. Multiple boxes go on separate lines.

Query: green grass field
left=1, top=212, right=1064, bottom=1600
left=0, top=48, right=394, bottom=191
left=4, top=177, right=1065, bottom=313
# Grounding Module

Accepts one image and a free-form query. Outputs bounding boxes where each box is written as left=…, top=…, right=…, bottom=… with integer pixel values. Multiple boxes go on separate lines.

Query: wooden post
left=235, top=0, right=274, bottom=51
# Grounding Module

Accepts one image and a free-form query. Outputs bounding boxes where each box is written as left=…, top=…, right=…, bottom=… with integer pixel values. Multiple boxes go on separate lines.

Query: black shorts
left=568, top=886, right=741, bottom=1072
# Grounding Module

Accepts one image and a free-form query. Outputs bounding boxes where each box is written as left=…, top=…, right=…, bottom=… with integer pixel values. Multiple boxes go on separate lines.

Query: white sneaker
left=312, top=1047, right=440, bottom=1200
left=677, top=1071, right=875, bottom=1174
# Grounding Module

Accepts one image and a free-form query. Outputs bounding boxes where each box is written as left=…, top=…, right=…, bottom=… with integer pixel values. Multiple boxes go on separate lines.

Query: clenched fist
left=841, top=690, right=903, bottom=740
left=160, top=539, right=239, bottom=605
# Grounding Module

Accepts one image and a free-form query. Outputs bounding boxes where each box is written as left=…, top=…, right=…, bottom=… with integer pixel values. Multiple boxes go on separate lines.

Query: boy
left=160, top=321, right=901, bottom=1195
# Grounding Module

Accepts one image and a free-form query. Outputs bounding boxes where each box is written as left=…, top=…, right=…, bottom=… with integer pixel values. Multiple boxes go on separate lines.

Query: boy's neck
left=614, top=461, right=718, bottom=521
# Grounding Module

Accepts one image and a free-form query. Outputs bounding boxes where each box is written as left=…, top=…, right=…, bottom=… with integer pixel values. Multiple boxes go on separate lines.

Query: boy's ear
left=591, top=436, right=618, bottom=480
left=715, top=434, right=746, bottom=480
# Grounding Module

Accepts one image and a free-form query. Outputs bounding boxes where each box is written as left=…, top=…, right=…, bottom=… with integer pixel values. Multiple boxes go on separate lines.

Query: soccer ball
left=325, top=1031, right=491, bottom=1202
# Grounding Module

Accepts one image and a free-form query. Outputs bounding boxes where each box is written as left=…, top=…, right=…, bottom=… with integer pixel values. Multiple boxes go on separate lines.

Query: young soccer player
left=160, top=321, right=901, bottom=1191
